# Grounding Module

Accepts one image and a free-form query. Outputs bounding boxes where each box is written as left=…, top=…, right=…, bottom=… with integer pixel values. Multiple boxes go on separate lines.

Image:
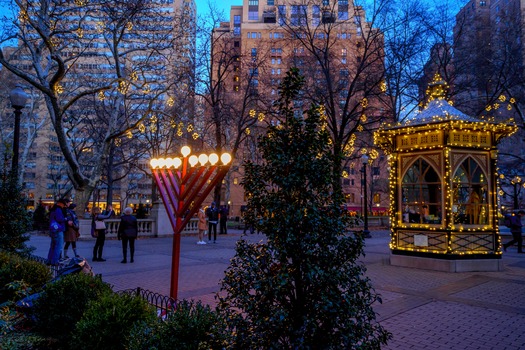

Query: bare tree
left=0, top=0, right=194, bottom=209
left=195, top=2, right=273, bottom=204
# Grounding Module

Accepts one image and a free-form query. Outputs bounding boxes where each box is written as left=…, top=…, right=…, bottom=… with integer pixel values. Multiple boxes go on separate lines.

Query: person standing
left=47, top=198, right=71, bottom=266
left=219, top=205, right=229, bottom=235
left=63, top=203, right=80, bottom=258
left=91, top=205, right=114, bottom=262
left=503, top=210, right=524, bottom=253
left=197, top=206, right=207, bottom=244
left=117, top=207, right=138, bottom=263
left=206, top=201, right=219, bottom=243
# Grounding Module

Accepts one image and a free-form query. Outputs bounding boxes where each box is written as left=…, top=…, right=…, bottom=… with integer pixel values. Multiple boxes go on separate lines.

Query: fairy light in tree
left=55, top=84, right=64, bottom=94
left=98, top=91, right=105, bottom=101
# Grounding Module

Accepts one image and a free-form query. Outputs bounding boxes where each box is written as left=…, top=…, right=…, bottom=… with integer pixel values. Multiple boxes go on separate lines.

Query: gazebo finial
left=426, top=73, right=449, bottom=102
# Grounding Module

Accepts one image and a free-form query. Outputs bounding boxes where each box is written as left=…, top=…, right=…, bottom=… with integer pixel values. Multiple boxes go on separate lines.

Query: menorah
left=150, top=146, right=231, bottom=299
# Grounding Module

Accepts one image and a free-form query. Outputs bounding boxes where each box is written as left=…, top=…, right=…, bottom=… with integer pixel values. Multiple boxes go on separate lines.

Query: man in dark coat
left=206, top=201, right=219, bottom=243
left=503, top=210, right=524, bottom=253
left=118, top=207, right=138, bottom=263
left=219, top=205, right=229, bottom=235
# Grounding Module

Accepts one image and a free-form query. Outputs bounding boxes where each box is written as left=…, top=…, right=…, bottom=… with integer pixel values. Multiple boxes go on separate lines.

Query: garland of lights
left=375, top=74, right=517, bottom=256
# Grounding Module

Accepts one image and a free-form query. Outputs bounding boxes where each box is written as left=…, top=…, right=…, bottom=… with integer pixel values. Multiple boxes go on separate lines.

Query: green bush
left=32, top=273, right=113, bottom=343
left=0, top=251, right=51, bottom=303
left=127, top=299, right=230, bottom=350
left=71, top=292, right=156, bottom=350
left=0, top=174, right=33, bottom=254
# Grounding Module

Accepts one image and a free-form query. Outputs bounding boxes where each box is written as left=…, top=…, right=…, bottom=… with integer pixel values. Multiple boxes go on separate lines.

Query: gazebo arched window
left=401, top=158, right=442, bottom=224
left=452, top=157, right=488, bottom=225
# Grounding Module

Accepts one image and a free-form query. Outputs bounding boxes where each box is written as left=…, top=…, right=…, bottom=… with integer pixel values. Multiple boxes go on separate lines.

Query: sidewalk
left=29, top=229, right=525, bottom=349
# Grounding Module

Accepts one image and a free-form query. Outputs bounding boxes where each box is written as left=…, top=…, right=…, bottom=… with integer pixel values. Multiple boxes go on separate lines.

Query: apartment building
left=452, top=0, right=525, bottom=209
left=211, top=0, right=389, bottom=217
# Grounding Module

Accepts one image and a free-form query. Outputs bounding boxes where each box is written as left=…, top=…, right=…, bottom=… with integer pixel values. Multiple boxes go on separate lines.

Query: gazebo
left=374, top=74, right=517, bottom=272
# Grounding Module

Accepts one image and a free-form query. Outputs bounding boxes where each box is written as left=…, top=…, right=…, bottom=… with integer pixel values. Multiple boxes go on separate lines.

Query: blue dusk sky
left=195, top=0, right=239, bottom=20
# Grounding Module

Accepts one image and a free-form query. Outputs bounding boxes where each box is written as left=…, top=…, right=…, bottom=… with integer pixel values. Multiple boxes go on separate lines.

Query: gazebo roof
left=403, top=98, right=479, bottom=126
left=403, top=73, right=478, bottom=126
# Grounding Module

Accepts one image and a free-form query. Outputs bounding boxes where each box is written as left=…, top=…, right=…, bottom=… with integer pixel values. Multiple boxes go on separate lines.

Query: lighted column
left=150, top=147, right=231, bottom=299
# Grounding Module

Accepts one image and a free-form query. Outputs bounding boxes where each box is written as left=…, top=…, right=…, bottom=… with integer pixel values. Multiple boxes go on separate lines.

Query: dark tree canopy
left=217, top=68, right=391, bottom=349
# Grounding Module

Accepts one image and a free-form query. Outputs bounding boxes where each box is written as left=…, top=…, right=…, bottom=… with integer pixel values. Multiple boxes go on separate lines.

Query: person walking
left=91, top=205, right=114, bottom=262
left=197, top=206, right=207, bottom=244
left=117, top=207, right=138, bottom=263
left=63, top=203, right=80, bottom=258
left=206, top=201, right=219, bottom=243
left=47, top=198, right=71, bottom=266
left=503, top=210, right=525, bottom=253
left=219, top=205, right=229, bottom=235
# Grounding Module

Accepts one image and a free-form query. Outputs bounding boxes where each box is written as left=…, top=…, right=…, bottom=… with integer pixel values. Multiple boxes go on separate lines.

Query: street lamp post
left=150, top=146, right=231, bottom=299
left=361, top=154, right=371, bottom=238
left=9, top=85, right=28, bottom=178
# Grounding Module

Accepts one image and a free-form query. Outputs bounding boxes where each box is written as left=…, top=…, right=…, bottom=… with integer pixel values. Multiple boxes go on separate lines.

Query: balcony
left=263, top=8, right=276, bottom=23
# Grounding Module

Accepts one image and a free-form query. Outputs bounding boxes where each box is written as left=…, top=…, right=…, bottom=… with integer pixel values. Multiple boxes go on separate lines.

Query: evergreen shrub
left=0, top=252, right=51, bottom=303
left=127, top=299, right=230, bottom=350
left=32, top=273, right=113, bottom=343
left=71, top=292, right=156, bottom=350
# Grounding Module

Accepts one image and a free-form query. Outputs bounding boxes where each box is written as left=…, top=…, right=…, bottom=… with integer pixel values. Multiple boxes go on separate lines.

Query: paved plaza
left=29, top=228, right=525, bottom=349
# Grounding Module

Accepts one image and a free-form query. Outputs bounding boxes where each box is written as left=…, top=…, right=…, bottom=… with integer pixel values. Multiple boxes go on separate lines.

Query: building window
left=312, top=5, right=320, bottom=26
left=249, top=0, right=259, bottom=5
left=373, top=193, right=381, bottom=203
left=278, top=5, right=286, bottom=26
left=251, top=47, right=257, bottom=56
left=401, top=158, right=442, bottom=225
left=291, top=5, right=307, bottom=26
left=341, top=48, right=347, bottom=64
left=248, top=11, right=258, bottom=20
left=267, top=0, right=274, bottom=4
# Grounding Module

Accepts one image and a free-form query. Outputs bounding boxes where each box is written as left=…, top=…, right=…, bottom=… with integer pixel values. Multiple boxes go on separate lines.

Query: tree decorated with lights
left=0, top=0, right=196, bottom=209
left=218, top=68, right=391, bottom=348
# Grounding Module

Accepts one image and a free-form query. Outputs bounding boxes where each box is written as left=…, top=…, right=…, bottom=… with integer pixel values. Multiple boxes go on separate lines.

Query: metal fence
left=118, top=287, right=177, bottom=318
left=26, top=254, right=60, bottom=278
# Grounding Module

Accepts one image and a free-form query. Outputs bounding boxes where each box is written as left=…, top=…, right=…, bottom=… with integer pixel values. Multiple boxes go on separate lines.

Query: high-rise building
left=210, top=0, right=389, bottom=217
left=451, top=0, right=525, bottom=209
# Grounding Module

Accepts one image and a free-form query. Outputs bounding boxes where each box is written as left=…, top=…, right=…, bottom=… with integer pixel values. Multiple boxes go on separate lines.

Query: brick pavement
left=29, top=228, right=525, bottom=349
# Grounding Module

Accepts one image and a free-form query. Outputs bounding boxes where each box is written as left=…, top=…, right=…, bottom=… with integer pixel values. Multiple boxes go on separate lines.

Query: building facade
left=210, top=0, right=390, bottom=217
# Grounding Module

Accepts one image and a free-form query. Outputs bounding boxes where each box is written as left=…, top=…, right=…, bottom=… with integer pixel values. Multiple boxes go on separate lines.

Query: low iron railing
left=118, top=287, right=177, bottom=318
